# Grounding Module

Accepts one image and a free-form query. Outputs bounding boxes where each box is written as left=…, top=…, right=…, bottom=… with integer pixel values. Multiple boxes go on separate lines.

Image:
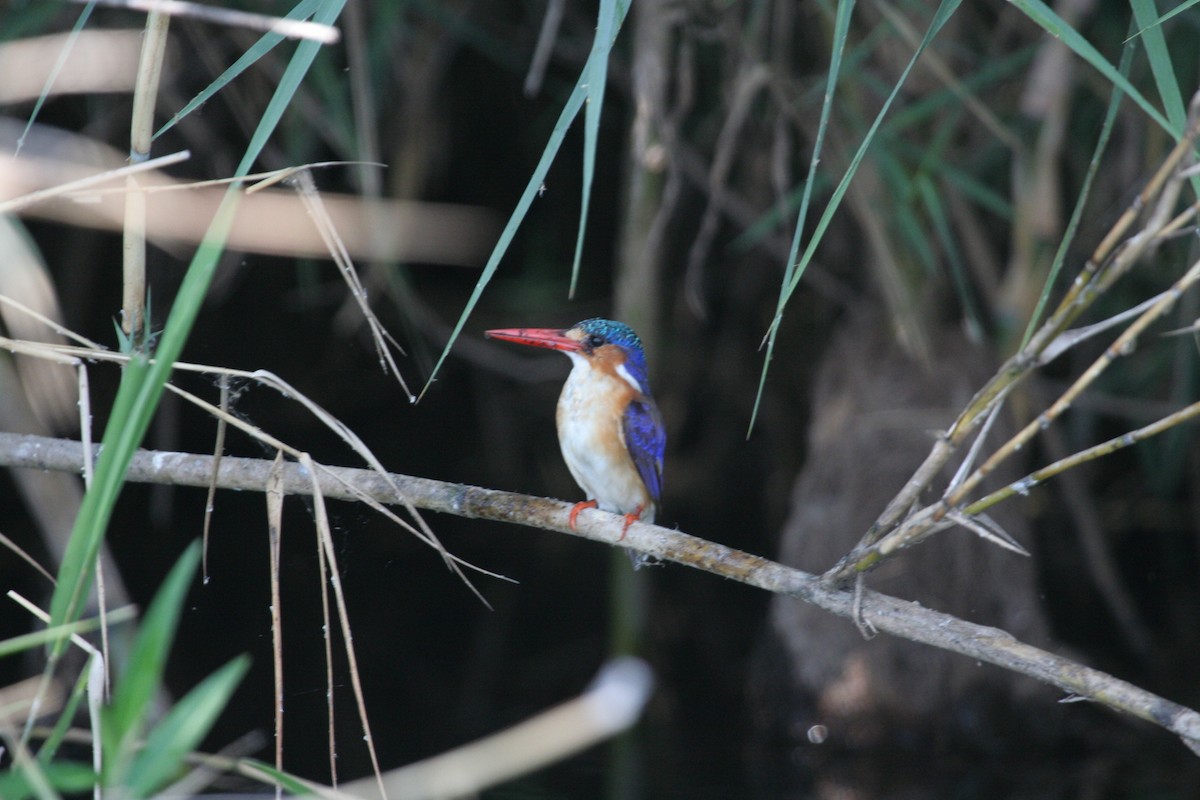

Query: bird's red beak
left=485, top=327, right=582, bottom=352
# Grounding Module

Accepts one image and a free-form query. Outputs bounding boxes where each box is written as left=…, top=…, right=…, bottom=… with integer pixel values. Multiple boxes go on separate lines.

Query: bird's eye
left=586, top=334, right=605, bottom=349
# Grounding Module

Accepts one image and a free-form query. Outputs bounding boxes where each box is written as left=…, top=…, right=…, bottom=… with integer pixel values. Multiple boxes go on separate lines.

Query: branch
left=850, top=96, right=1200, bottom=556
left=1, top=431, right=1198, bottom=754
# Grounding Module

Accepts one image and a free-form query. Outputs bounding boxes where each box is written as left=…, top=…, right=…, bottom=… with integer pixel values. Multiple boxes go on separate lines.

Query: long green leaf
left=751, top=0, right=960, bottom=434
left=0, top=761, right=95, bottom=800
left=36, top=658, right=93, bottom=766
left=419, top=1, right=631, bottom=399
left=1128, top=0, right=1198, bottom=200
left=1019, top=21, right=1133, bottom=348
left=1007, top=0, right=1174, bottom=135
left=1129, top=0, right=1185, bottom=133
left=124, top=655, right=251, bottom=798
left=0, top=607, right=135, bottom=659
left=47, top=0, right=346, bottom=642
left=747, top=0, right=856, bottom=437
left=777, top=0, right=855, bottom=300
left=14, top=1, right=96, bottom=156
left=569, top=0, right=620, bottom=297
left=103, top=542, right=202, bottom=778
left=47, top=354, right=152, bottom=644
left=154, top=0, right=325, bottom=140
left=1129, top=0, right=1200, bottom=35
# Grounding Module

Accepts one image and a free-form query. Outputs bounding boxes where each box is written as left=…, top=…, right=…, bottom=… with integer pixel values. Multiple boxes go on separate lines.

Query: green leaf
left=13, top=1, right=96, bottom=156
left=1019, top=19, right=1134, bottom=348
left=752, top=0, right=960, bottom=434
left=776, top=0, right=855, bottom=301
left=1129, top=0, right=1200, bottom=34
left=37, top=658, right=94, bottom=766
left=0, top=760, right=95, bottom=800
left=1007, top=0, right=1174, bottom=135
left=1128, top=0, right=1198, bottom=200
left=103, top=542, right=202, bottom=777
left=570, top=0, right=620, bottom=297
left=236, top=759, right=321, bottom=795
left=1129, top=0, right=1185, bottom=134
left=123, top=655, right=251, bottom=798
left=47, top=0, right=347, bottom=650
left=154, top=0, right=325, bottom=140
left=47, top=353, right=152, bottom=644
left=419, top=1, right=631, bottom=399
left=0, top=607, right=134, bottom=659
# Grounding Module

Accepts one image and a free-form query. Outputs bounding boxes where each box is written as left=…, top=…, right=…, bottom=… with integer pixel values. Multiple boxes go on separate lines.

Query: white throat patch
left=615, top=362, right=644, bottom=395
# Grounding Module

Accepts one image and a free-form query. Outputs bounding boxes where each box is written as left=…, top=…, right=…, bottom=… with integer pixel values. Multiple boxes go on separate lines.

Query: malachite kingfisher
left=485, top=318, right=665, bottom=538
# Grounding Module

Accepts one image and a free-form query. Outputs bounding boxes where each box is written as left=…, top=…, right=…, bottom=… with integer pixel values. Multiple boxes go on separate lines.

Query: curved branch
left=2, top=430, right=1198, bottom=755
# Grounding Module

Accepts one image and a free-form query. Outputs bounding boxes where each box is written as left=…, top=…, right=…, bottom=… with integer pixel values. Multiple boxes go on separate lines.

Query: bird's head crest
left=571, top=318, right=651, bottom=393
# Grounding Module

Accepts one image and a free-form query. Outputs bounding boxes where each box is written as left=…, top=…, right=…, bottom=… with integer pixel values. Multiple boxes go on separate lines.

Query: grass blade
left=776, top=0, right=855, bottom=301
left=748, top=0, right=855, bottom=437
left=103, top=541, right=201, bottom=779
left=14, top=1, right=97, bottom=157
left=569, top=0, right=619, bottom=297
left=1129, top=0, right=1185, bottom=133
left=47, top=0, right=346, bottom=641
left=124, top=655, right=251, bottom=798
left=1019, top=22, right=1133, bottom=348
left=419, top=1, right=631, bottom=399
left=751, top=0, right=960, bottom=434
left=0, top=761, right=95, bottom=800
left=1128, top=0, right=1200, bottom=35
left=154, top=0, right=324, bottom=140
left=1008, top=0, right=1174, bottom=135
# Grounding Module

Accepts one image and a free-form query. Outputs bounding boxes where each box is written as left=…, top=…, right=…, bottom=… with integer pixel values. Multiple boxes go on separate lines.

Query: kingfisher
left=485, top=318, right=665, bottom=537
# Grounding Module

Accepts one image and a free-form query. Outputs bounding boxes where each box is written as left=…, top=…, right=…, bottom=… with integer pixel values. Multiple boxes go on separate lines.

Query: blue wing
left=623, top=398, right=665, bottom=505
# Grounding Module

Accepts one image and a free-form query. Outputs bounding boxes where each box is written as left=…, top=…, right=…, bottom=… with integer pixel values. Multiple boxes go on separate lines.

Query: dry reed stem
left=0, top=333, right=488, bottom=578
left=313, top=466, right=339, bottom=788
left=123, top=9, right=170, bottom=342
left=290, top=170, right=413, bottom=400
left=302, top=454, right=389, bottom=800
left=966, top=398, right=1200, bottom=514
left=842, top=94, right=1200, bottom=574
left=841, top=255, right=1200, bottom=575
left=202, top=375, right=230, bottom=582
left=266, top=453, right=286, bottom=799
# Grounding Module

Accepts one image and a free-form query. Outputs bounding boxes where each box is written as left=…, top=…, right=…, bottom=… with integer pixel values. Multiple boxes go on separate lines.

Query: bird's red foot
left=619, top=505, right=645, bottom=541
left=568, top=499, right=598, bottom=530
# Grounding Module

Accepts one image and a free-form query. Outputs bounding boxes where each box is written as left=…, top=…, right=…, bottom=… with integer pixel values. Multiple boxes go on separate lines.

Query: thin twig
left=265, top=453, right=286, bottom=800
left=289, top=170, right=413, bottom=401
left=312, top=465, right=338, bottom=788
left=202, top=375, right=229, bottom=583
left=965, top=399, right=1200, bottom=515
left=832, top=257, right=1200, bottom=579
left=849, top=103, right=1200, bottom=559
left=0, top=150, right=190, bottom=215
left=947, top=258, right=1200, bottom=509
left=302, top=455, right=388, bottom=800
